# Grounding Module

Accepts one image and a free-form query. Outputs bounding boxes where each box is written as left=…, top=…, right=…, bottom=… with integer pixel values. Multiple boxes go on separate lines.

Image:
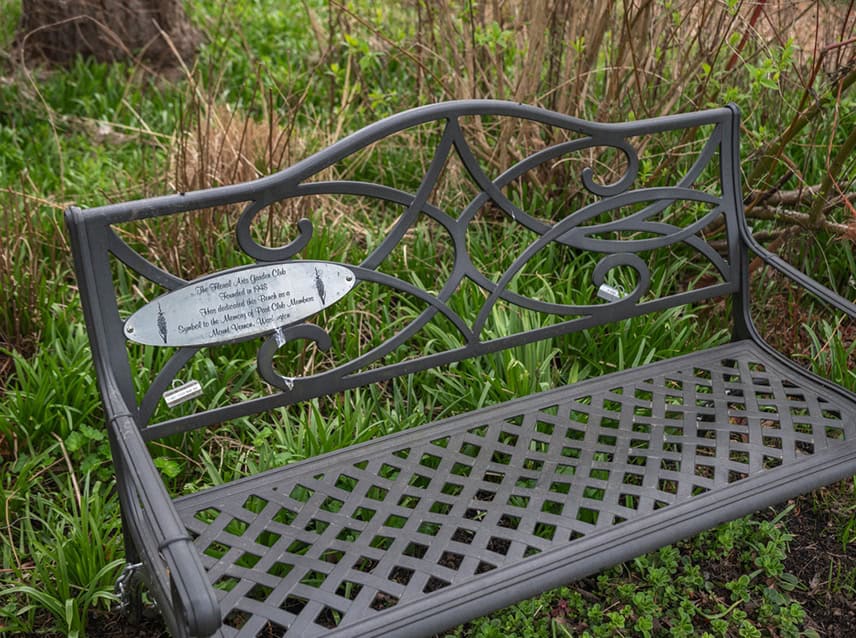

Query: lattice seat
left=67, top=102, right=856, bottom=637
left=175, top=340, right=856, bottom=637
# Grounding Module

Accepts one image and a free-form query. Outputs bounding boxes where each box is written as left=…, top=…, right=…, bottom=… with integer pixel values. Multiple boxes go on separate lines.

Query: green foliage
left=0, top=473, right=123, bottom=637
left=0, top=322, right=102, bottom=449
left=0, top=56, right=176, bottom=200
left=0, top=192, right=67, bottom=354
left=0, top=1, right=19, bottom=47
left=803, top=319, right=856, bottom=393
left=1, top=0, right=854, bottom=635
left=451, top=513, right=814, bottom=638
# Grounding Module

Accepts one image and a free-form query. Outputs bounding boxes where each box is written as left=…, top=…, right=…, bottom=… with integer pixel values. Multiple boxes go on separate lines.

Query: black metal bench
left=66, top=101, right=856, bottom=638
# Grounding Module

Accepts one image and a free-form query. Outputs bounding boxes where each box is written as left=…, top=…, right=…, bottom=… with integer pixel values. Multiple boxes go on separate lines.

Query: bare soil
left=780, top=484, right=856, bottom=638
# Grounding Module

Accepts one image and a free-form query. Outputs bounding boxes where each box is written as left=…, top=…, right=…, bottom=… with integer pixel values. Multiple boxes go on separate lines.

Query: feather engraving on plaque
left=314, top=267, right=326, bottom=305
left=157, top=304, right=168, bottom=344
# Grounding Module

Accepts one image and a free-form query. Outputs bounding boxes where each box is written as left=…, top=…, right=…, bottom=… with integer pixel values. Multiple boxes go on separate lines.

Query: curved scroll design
left=257, top=264, right=477, bottom=388
left=451, top=119, right=639, bottom=234
left=592, top=253, right=650, bottom=305
left=98, top=101, right=740, bottom=433
left=580, top=138, right=639, bottom=197
left=236, top=212, right=314, bottom=262
left=237, top=106, right=733, bottom=395
left=471, top=187, right=722, bottom=335
left=560, top=201, right=729, bottom=279
left=257, top=323, right=332, bottom=390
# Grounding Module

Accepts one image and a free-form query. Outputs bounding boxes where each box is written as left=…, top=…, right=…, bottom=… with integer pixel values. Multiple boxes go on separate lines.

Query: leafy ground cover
left=0, top=1, right=854, bottom=636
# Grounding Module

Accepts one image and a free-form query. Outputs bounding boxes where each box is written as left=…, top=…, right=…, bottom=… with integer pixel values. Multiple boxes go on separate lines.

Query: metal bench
left=66, top=101, right=856, bottom=637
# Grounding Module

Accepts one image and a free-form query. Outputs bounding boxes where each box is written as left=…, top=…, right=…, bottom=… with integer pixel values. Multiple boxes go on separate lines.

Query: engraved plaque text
left=124, top=262, right=356, bottom=346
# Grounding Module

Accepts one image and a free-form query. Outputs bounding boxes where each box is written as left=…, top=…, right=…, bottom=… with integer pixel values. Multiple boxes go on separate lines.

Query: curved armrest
left=160, top=537, right=222, bottom=637
left=741, top=229, right=856, bottom=319
left=109, top=413, right=221, bottom=637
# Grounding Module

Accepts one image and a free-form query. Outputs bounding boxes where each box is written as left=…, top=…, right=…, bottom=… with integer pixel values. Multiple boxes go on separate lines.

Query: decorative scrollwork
left=257, top=323, right=333, bottom=391
left=112, top=101, right=740, bottom=435
left=236, top=200, right=314, bottom=262
left=580, top=139, right=639, bottom=197
left=471, top=187, right=722, bottom=336
left=255, top=265, right=476, bottom=389
left=591, top=253, right=650, bottom=305
left=239, top=116, right=724, bottom=391
left=560, top=198, right=729, bottom=279
left=452, top=123, right=638, bottom=231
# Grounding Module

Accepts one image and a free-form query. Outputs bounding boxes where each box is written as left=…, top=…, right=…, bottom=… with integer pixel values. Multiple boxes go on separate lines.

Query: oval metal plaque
left=124, top=262, right=356, bottom=347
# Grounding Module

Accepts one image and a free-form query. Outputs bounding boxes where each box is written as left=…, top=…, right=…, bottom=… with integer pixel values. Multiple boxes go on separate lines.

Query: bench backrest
left=66, top=101, right=744, bottom=441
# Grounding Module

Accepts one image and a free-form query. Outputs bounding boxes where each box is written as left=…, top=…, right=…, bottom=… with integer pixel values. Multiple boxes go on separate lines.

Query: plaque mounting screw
left=127, top=326, right=134, bottom=334
left=345, top=275, right=354, bottom=282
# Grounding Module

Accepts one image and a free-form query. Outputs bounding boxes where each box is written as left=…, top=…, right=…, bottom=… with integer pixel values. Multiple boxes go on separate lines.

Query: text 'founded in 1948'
left=124, top=262, right=356, bottom=347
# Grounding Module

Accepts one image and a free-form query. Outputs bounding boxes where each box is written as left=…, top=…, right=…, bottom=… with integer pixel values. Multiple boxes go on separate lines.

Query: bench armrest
left=109, top=412, right=221, bottom=637
left=740, top=228, right=856, bottom=319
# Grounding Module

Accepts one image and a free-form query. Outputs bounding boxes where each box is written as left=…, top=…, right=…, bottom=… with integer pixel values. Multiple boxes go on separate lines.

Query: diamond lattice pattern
left=177, top=345, right=855, bottom=637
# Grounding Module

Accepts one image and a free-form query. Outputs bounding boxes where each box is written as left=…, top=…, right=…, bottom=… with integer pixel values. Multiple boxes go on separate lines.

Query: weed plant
left=0, top=0, right=854, bottom=636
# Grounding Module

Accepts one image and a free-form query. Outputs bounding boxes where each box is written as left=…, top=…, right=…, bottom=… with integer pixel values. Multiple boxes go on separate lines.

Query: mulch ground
left=780, top=485, right=856, bottom=638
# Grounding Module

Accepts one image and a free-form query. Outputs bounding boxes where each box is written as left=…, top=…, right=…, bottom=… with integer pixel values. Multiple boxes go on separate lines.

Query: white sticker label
left=596, top=283, right=625, bottom=302
left=163, top=380, right=203, bottom=408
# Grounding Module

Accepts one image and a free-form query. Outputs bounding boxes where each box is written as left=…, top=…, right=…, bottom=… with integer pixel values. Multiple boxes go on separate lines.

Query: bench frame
left=66, top=101, right=856, bottom=637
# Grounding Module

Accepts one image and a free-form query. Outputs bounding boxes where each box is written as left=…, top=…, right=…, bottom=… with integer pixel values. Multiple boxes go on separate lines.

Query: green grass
left=0, top=0, right=20, bottom=50
left=1, top=476, right=124, bottom=637
left=1, top=1, right=854, bottom=636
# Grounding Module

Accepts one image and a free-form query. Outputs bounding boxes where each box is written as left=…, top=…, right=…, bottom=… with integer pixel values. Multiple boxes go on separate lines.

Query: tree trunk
left=15, top=0, right=201, bottom=67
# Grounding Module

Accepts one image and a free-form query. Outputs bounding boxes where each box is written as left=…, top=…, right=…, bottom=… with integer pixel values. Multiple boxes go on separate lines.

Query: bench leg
left=108, top=430, right=147, bottom=625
